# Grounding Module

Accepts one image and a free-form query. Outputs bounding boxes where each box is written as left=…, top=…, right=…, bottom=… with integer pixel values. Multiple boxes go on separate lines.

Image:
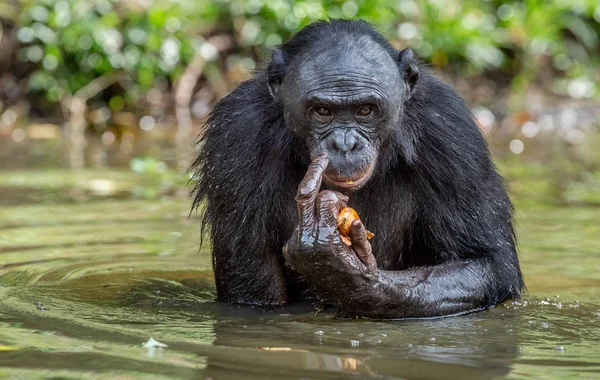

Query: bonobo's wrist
left=324, top=266, right=381, bottom=308
left=335, top=269, right=415, bottom=319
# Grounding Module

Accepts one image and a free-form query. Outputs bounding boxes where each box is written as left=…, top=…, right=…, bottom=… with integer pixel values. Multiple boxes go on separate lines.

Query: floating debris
left=0, top=346, right=19, bottom=352
left=143, top=338, right=168, bottom=349
left=258, top=347, right=293, bottom=351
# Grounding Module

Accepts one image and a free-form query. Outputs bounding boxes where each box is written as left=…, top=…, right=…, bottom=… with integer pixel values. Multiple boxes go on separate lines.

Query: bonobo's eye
left=312, top=106, right=333, bottom=123
left=357, top=106, right=372, bottom=117
left=314, top=107, right=332, bottom=117
left=356, top=105, right=374, bottom=120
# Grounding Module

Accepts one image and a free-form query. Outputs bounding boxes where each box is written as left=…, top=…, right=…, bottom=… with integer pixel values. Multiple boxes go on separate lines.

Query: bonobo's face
left=280, top=35, right=405, bottom=191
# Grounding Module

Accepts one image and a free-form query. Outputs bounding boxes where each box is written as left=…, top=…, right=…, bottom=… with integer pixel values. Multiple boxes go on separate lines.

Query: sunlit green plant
left=13, top=0, right=600, bottom=109
left=16, top=0, right=219, bottom=107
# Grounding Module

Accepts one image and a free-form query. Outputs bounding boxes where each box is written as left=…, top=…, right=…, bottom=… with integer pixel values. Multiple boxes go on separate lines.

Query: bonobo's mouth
left=323, top=161, right=376, bottom=191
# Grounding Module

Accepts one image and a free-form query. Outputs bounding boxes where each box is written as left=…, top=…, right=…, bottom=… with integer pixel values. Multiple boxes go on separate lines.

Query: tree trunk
left=174, top=52, right=206, bottom=171
left=62, top=72, right=126, bottom=168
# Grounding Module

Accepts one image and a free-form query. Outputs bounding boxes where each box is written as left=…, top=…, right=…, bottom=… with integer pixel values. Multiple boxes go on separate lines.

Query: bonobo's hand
left=283, top=153, right=377, bottom=298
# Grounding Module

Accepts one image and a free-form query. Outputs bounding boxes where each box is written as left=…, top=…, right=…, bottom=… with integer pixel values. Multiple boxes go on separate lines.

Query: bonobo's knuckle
left=296, top=239, right=314, bottom=254
left=317, top=190, right=338, bottom=203
left=317, top=191, right=347, bottom=213
left=296, top=185, right=313, bottom=200
left=286, top=228, right=315, bottom=254
left=335, top=191, right=349, bottom=203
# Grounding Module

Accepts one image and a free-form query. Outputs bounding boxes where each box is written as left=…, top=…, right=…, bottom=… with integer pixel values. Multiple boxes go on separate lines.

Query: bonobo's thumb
left=349, top=219, right=376, bottom=270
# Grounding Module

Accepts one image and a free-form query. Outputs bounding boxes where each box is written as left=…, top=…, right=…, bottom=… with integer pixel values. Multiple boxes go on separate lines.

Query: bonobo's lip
left=323, top=162, right=376, bottom=191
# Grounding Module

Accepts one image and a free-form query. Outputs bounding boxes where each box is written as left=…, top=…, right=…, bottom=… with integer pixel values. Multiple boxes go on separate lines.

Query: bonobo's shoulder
left=206, top=73, right=274, bottom=138
left=413, top=68, right=467, bottom=107
left=408, top=68, right=476, bottom=127
left=213, top=74, right=270, bottom=113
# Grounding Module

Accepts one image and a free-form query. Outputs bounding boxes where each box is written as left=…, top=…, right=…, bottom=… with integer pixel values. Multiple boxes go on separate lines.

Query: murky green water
left=0, top=169, right=599, bottom=379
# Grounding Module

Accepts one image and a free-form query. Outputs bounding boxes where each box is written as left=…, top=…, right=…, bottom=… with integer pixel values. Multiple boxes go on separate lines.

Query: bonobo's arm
left=337, top=261, right=495, bottom=319
left=212, top=236, right=289, bottom=305
left=283, top=154, right=506, bottom=319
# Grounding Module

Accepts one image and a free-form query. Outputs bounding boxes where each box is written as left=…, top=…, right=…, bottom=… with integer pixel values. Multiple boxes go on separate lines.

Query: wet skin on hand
left=283, top=153, right=378, bottom=299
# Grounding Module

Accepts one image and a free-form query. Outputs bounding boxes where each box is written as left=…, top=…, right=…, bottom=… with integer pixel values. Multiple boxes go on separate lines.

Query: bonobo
left=192, top=19, right=523, bottom=319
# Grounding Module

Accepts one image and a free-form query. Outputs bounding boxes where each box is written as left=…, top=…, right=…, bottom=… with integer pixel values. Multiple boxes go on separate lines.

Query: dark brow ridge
left=303, top=74, right=383, bottom=86
left=305, top=86, right=386, bottom=100
left=315, top=68, right=390, bottom=77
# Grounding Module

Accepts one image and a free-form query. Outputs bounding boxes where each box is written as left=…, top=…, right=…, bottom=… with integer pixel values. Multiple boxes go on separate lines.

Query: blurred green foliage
left=10, top=0, right=600, bottom=109
left=15, top=0, right=220, bottom=107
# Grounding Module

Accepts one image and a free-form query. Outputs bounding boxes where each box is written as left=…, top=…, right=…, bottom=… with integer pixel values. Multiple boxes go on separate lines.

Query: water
left=0, top=170, right=599, bottom=379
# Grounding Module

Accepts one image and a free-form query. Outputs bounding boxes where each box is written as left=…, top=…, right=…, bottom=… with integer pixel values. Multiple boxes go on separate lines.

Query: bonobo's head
left=267, top=27, right=419, bottom=191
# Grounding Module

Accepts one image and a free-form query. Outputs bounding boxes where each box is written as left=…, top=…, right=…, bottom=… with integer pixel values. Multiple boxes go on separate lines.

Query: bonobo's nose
left=328, top=129, right=360, bottom=154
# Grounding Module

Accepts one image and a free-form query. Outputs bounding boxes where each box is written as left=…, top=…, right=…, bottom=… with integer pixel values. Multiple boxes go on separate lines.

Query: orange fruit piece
left=337, top=207, right=374, bottom=245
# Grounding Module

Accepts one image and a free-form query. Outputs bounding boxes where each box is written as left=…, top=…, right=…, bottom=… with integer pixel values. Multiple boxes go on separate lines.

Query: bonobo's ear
left=397, top=48, right=419, bottom=99
left=267, top=49, right=287, bottom=98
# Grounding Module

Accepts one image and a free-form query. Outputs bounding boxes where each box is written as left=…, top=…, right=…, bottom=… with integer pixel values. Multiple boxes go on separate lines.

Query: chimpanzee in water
left=192, top=19, right=524, bottom=319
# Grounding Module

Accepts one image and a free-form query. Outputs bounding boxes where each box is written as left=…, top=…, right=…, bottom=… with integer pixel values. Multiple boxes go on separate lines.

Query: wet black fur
left=192, top=19, right=524, bottom=308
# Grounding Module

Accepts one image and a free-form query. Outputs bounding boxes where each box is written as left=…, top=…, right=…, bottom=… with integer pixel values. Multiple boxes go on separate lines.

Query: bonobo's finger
left=296, top=153, right=328, bottom=225
left=315, top=190, right=346, bottom=228
left=335, top=191, right=349, bottom=204
left=349, top=219, right=377, bottom=270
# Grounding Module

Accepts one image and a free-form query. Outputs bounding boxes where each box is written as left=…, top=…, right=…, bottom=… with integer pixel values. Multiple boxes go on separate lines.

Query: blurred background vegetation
left=0, top=0, right=599, bottom=205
